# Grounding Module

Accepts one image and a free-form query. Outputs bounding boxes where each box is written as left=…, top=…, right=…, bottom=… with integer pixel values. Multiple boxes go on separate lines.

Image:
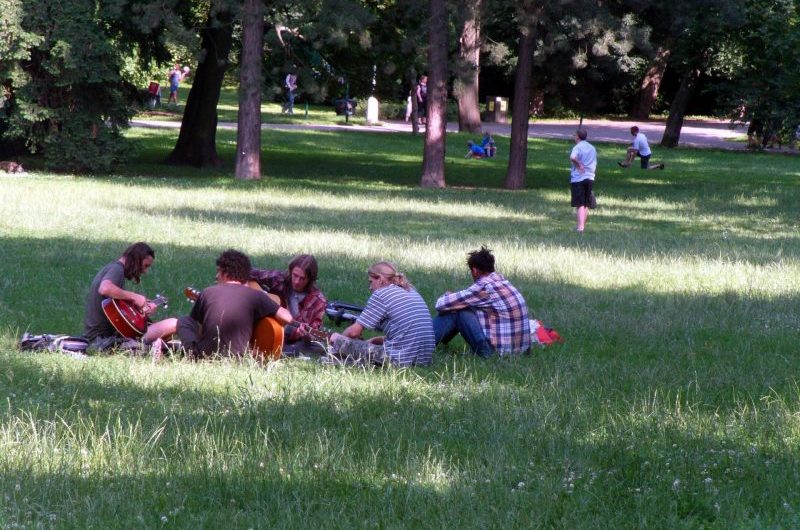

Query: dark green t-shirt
left=190, top=283, right=280, bottom=357
left=83, top=261, right=125, bottom=341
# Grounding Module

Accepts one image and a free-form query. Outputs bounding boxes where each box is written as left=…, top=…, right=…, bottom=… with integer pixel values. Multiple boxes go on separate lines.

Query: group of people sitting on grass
left=81, top=243, right=533, bottom=367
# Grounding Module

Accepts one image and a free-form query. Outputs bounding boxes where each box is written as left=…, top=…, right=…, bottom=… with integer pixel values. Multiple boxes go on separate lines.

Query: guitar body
left=102, top=295, right=169, bottom=339
left=251, top=318, right=284, bottom=362
left=247, top=281, right=284, bottom=362
left=101, top=298, right=147, bottom=338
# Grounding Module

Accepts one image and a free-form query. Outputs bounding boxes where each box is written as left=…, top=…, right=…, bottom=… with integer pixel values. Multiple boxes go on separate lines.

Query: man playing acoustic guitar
left=250, top=254, right=328, bottom=356
left=83, top=242, right=176, bottom=353
left=176, top=249, right=300, bottom=359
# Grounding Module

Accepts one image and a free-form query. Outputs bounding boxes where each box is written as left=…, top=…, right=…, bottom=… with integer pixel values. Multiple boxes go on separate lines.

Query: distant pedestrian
left=569, top=128, right=597, bottom=233
left=283, top=69, right=298, bottom=115
left=618, top=126, right=664, bottom=170
left=167, top=64, right=187, bottom=105
left=415, top=75, right=428, bottom=125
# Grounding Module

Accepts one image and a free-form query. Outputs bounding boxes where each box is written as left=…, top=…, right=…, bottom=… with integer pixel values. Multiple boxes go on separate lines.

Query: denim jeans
left=433, top=309, right=494, bottom=358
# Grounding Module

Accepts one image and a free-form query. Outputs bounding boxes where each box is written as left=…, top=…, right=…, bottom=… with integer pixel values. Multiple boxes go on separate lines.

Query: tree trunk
left=630, top=44, right=671, bottom=120
left=165, top=1, right=234, bottom=167
left=235, top=0, right=264, bottom=180
left=661, top=69, right=699, bottom=148
left=420, top=0, right=448, bottom=188
left=504, top=25, right=535, bottom=190
left=454, top=0, right=482, bottom=133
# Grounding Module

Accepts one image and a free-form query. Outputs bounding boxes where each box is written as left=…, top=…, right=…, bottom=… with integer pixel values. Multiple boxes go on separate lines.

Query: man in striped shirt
left=434, top=247, right=531, bottom=357
left=328, top=261, right=435, bottom=367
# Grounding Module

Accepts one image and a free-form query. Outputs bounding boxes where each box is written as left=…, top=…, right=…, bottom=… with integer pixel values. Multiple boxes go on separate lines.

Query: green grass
left=1, top=126, right=800, bottom=528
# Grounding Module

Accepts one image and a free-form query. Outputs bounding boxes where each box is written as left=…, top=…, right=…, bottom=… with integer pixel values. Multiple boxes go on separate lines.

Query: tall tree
left=504, top=16, right=536, bottom=190
left=420, top=0, right=448, bottom=188
left=629, top=43, right=671, bottom=119
left=235, top=0, right=264, bottom=179
left=658, top=0, right=745, bottom=147
left=454, top=0, right=483, bottom=133
left=166, top=0, right=235, bottom=167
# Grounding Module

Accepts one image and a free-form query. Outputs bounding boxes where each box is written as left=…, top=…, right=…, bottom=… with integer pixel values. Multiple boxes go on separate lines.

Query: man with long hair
left=83, top=242, right=175, bottom=352
left=327, top=261, right=434, bottom=367
left=251, top=254, right=327, bottom=356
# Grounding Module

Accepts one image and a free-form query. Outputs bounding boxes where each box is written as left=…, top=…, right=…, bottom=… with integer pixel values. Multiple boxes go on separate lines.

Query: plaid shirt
left=435, top=272, right=531, bottom=354
left=250, top=268, right=327, bottom=342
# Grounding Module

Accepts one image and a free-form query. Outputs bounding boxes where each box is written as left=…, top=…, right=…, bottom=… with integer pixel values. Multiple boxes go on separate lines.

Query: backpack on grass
left=19, top=333, right=89, bottom=358
left=530, top=319, right=563, bottom=347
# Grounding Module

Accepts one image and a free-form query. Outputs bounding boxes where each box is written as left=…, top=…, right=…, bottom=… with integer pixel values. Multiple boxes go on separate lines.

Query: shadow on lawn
left=2, top=343, right=800, bottom=528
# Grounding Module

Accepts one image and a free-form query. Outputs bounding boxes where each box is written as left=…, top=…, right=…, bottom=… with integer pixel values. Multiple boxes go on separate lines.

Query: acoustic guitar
left=184, top=285, right=292, bottom=363
left=101, top=294, right=168, bottom=339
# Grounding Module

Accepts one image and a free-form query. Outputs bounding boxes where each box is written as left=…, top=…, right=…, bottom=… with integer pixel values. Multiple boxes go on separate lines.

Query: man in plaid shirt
left=251, top=254, right=328, bottom=355
left=434, top=247, right=531, bottom=357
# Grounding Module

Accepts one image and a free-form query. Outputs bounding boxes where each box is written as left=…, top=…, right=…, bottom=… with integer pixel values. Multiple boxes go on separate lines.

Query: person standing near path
left=415, top=75, right=428, bottom=126
left=167, top=64, right=185, bottom=105
left=618, top=126, right=664, bottom=169
left=283, top=69, right=298, bottom=115
left=569, top=128, right=597, bottom=233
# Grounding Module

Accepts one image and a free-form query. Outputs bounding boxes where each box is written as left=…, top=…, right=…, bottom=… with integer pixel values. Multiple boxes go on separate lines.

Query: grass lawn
left=1, top=125, right=799, bottom=528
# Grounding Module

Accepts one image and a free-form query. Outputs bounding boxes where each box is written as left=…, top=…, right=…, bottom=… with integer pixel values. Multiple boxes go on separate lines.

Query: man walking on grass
left=570, top=128, right=597, bottom=233
left=618, top=126, right=665, bottom=170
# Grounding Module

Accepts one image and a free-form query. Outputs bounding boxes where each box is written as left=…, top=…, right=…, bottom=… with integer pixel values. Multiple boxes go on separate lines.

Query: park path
left=130, top=116, right=756, bottom=151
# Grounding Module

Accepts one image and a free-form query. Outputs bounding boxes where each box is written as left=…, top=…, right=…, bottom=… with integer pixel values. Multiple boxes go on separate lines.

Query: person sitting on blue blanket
left=465, top=141, right=486, bottom=159
left=480, top=132, right=497, bottom=157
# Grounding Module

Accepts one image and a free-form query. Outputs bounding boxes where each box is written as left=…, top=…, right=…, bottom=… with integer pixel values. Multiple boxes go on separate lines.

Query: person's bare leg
left=576, top=206, right=588, bottom=232
left=619, top=148, right=636, bottom=167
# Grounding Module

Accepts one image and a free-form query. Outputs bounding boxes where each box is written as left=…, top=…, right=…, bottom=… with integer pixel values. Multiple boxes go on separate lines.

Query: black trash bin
left=334, top=98, right=357, bottom=116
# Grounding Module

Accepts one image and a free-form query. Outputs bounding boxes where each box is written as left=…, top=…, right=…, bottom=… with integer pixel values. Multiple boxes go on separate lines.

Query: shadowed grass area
left=0, top=125, right=799, bottom=528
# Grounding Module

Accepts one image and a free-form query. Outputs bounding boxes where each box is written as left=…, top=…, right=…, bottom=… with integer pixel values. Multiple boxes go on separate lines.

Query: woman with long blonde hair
left=328, top=261, right=434, bottom=366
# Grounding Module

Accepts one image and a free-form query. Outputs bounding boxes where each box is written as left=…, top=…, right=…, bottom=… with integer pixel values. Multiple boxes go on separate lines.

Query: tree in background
left=454, top=0, right=483, bottom=133
left=0, top=0, right=182, bottom=172
left=504, top=4, right=537, bottom=190
left=235, top=0, right=265, bottom=179
left=713, top=0, right=800, bottom=145
left=166, top=0, right=235, bottom=167
left=659, top=0, right=745, bottom=147
left=420, top=0, right=448, bottom=188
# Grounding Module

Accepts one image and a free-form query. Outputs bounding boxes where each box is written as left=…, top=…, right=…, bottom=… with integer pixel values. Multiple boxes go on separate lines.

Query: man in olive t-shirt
left=177, top=249, right=296, bottom=358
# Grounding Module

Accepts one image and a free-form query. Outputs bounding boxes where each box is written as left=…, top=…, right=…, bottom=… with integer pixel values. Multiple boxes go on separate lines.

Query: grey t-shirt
left=83, top=261, right=125, bottom=341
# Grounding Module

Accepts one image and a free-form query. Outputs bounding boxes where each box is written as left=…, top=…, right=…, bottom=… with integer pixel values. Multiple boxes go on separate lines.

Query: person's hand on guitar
left=129, top=292, right=149, bottom=313
left=142, top=299, right=159, bottom=315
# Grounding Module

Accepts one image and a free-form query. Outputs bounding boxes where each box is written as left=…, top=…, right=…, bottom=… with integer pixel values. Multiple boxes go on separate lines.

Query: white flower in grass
left=161, top=515, right=168, bottom=523
left=14, top=484, right=20, bottom=491
left=672, top=478, right=681, bottom=491
left=784, top=502, right=791, bottom=511
left=517, top=482, right=525, bottom=489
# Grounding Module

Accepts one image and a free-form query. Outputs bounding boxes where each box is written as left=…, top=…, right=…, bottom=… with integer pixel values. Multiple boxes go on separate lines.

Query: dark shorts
left=571, top=179, right=594, bottom=207
left=639, top=154, right=651, bottom=168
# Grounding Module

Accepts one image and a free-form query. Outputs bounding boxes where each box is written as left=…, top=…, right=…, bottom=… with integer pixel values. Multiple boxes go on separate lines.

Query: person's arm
left=98, top=279, right=148, bottom=311
left=342, top=321, right=364, bottom=339
left=435, top=283, right=487, bottom=313
left=273, top=306, right=294, bottom=325
left=570, top=154, right=585, bottom=174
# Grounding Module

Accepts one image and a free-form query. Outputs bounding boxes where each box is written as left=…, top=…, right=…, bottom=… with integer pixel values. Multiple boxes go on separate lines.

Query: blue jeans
left=433, top=310, right=494, bottom=358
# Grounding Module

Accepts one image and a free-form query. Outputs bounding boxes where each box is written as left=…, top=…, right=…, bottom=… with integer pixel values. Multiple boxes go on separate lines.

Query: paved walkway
left=131, top=116, right=760, bottom=151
